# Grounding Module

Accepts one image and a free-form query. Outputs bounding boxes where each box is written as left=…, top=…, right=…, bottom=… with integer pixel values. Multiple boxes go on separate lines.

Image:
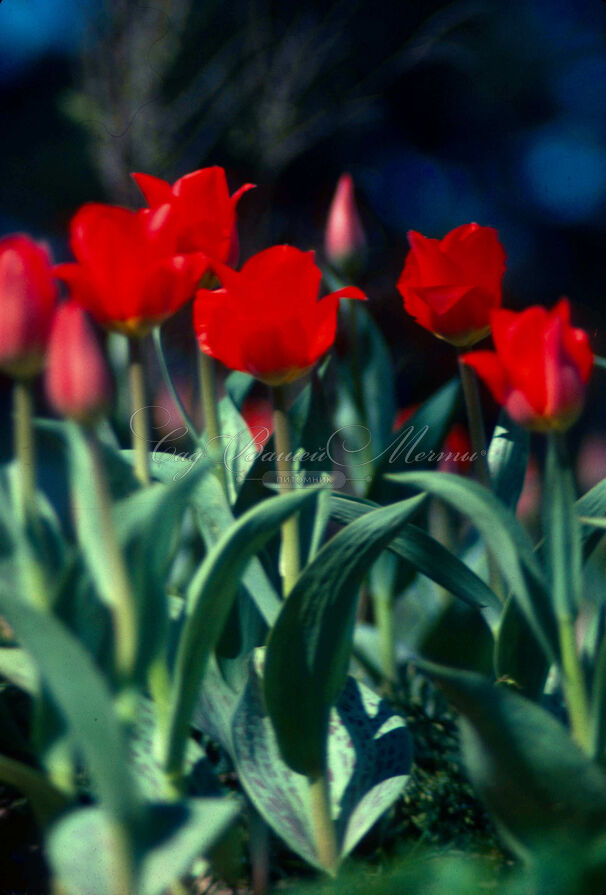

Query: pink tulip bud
left=0, top=235, right=57, bottom=378
left=324, top=173, right=366, bottom=272
left=45, top=302, right=112, bottom=424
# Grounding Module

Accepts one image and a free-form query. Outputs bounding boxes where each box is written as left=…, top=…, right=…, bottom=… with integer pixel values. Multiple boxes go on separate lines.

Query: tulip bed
left=1, top=169, right=606, bottom=895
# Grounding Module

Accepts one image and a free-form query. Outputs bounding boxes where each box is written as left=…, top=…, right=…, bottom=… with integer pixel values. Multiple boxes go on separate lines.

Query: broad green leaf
left=0, top=591, right=138, bottom=820
left=264, top=495, right=425, bottom=777
left=165, top=488, right=321, bottom=777
left=420, top=661, right=606, bottom=867
left=487, top=413, right=529, bottom=511
left=48, top=798, right=240, bottom=895
left=368, top=378, right=461, bottom=503
left=387, top=472, right=558, bottom=664
left=190, top=472, right=281, bottom=626
left=330, top=494, right=499, bottom=612
left=494, top=597, right=549, bottom=699
left=213, top=650, right=411, bottom=871
left=418, top=599, right=494, bottom=676
left=0, top=646, right=38, bottom=694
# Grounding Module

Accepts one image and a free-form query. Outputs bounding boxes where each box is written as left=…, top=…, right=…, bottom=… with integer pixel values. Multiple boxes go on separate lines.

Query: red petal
left=461, top=350, right=509, bottom=405
left=131, top=172, right=173, bottom=208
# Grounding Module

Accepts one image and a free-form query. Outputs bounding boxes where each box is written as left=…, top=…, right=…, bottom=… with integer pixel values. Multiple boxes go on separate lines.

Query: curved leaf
left=264, top=495, right=425, bottom=777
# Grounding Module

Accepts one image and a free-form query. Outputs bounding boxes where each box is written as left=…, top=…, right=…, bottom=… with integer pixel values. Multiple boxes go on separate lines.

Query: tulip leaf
left=387, top=471, right=558, bottom=664
left=199, top=649, right=411, bottom=871
left=0, top=588, right=138, bottom=821
left=487, top=413, right=529, bottom=511
left=0, top=646, right=38, bottom=695
left=165, top=487, right=322, bottom=778
left=577, top=478, right=606, bottom=560
left=368, top=378, right=461, bottom=502
left=48, top=797, right=240, bottom=895
left=330, top=493, right=499, bottom=612
left=420, top=661, right=606, bottom=876
left=264, top=494, right=425, bottom=778
left=494, top=597, right=550, bottom=699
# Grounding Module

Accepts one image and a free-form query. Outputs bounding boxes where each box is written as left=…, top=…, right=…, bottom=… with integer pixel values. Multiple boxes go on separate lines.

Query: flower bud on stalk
left=45, top=302, right=112, bottom=425
left=324, top=173, right=366, bottom=275
left=0, top=235, right=57, bottom=378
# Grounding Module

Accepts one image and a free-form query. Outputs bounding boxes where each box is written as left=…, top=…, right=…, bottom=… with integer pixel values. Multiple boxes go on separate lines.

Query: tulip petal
left=131, top=172, right=173, bottom=208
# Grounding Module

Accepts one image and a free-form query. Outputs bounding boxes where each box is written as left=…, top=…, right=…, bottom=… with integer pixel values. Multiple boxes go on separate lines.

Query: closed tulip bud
left=0, top=235, right=57, bottom=378
left=45, top=302, right=112, bottom=424
left=324, top=174, right=366, bottom=274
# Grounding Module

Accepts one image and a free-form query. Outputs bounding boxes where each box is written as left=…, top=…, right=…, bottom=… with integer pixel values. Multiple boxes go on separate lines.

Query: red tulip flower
left=325, top=173, right=366, bottom=272
left=132, top=166, right=254, bottom=265
left=397, top=223, right=506, bottom=347
left=462, top=300, right=592, bottom=433
left=45, top=301, right=112, bottom=424
left=194, top=245, right=366, bottom=385
left=0, top=235, right=57, bottom=378
left=55, top=204, right=208, bottom=338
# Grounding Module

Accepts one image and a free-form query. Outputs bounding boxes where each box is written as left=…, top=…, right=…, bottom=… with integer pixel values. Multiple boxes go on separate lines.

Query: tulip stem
left=272, top=385, right=301, bottom=597
left=558, top=612, right=592, bottom=754
left=457, top=357, right=491, bottom=489
left=458, top=356, right=504, bottom=602
left=13, top=378, right=36, bottom=522
left=80, top=425, right=138, bottom=682
left=308, top=772, right=339, bottom=875
left=198, top=350, right=227, bottom=494
left=128, top=336, right=151, bottom=486
left=374, top=593, right=397, bottom=689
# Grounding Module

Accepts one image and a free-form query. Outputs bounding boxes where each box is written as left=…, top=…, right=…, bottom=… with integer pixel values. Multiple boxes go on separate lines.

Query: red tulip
left=194, top=245, right=366, bottom=385
left=325, top=173, right=366, bottom=271
left=132, top=167, right=254, bottom=265
left=45, top=301, right=112, bottom=423
left=0, top=235, right=57, bottom=377
left=397, top=223, right=506, bottom=347
left=55, top=204, right=208, bottom=338
left=462, top=299, right=592, bottom=433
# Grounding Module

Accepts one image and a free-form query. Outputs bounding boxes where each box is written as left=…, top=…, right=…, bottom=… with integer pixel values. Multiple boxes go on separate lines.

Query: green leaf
left=487, top=413, right=529, bottom=511
left=0, top=646, right=38, bottom=694
left=387, top=471, right=558, bottom=665
left=165, top=488, right=322, bottom=777
left=576, top=478, right=606, bottom=560
left=0, top=591, right=138, bottom=821
left=190, top=471, right=281, bottom=626
left=0, top=751, right=69, bottom=824
left=48, top=798, right=240, bottom=895
left=330, top=494, right=499, bottom=612
left=264, top=495, right=425, bottom=777
left=420, top=661, right=606, bottom=877
left=494, top=597, right=549, bottom=699
left=212, top=649, right=411, bottom=870
left=418, top=600, right=494, bottom=676
left=368, top=378, right=461, bottom=502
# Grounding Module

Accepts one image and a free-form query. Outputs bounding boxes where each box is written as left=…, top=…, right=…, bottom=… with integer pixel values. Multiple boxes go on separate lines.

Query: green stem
left=373, top=594, right=397, bottom=688
left=308, top=772, right=339, bottom=875
left=85, top=428, right=138, bottom=682
left=457, top=356, right=491, bottom=489
left=153, top=327, right=199, bottom=445
left=128, top=336, right=151, bottom=486
left=13, top=378, right=36, bottom=521
left=458, top=356, right=504, bottom=602
left=272, top=385, right=301, bottom=596
left=198, top=350, right=227, bottom=494
left=558, top=613, right=592, bottom=754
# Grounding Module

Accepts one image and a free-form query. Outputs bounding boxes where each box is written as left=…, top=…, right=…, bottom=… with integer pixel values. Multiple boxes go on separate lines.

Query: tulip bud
left=0, top=235, right=57, bottom=378
left=45, top=302, right=112, bottom=424
left=324, top=174, right=366, bottom=274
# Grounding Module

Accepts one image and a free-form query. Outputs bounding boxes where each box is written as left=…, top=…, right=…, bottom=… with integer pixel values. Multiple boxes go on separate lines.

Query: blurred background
left=2, top=0, right=606, bottom=479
